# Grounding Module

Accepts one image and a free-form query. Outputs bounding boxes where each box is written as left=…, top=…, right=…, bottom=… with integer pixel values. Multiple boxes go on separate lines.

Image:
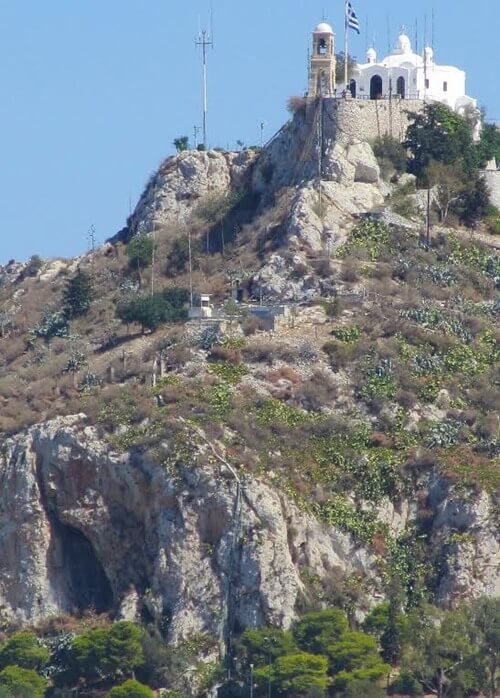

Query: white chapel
left=341, top=29, right=477, bottom=115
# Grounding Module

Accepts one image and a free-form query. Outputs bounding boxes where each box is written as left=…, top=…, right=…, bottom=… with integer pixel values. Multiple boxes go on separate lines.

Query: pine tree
left=63, top=269, right=95, bottom=319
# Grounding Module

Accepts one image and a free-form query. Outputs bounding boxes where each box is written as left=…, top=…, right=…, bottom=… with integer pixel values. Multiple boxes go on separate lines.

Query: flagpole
left=344, top=0, right=348, bottom=92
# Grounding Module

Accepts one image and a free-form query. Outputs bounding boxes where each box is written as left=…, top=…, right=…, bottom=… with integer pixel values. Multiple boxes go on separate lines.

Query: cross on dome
left=395, top=28, right=411, bottom=54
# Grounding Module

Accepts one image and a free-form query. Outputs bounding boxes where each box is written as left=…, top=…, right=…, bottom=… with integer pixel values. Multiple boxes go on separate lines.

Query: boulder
left=322, top=142, right=356, bottom=184
left=347, top=142, right=380, bottom=183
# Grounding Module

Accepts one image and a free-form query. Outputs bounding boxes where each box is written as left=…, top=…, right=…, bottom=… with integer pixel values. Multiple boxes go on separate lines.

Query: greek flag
left=346, top=1, right=360, bottom=33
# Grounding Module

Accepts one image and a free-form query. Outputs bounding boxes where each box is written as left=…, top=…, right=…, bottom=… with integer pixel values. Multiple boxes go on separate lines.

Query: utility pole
left=195, top=29, right=214, bottom=151
left=426, top=187, right=431, bottom=248
left=151, top=183, right=156, bottom=297
left=193, top=125, right=201, bottom=149
left=188, top=227, right=194, bottom=308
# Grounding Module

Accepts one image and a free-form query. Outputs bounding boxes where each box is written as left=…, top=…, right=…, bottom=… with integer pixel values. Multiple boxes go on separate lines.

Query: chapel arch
left=349, top=79, right=357, bottom=98
left=396, top=76, right=406, bottom=98
left=370, top=75, right=383, bottom=100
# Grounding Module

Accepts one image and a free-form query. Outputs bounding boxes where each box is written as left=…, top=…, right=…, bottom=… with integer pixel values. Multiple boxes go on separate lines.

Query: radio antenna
left=195, top=19, right=214, bottom=151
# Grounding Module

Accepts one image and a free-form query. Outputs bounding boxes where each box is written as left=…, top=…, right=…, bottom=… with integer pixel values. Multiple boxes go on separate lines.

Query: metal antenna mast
left=195, top=23, right=214, bottom=151
left=87, top=225, right=96, bottom=253
left=431, top=8, right=435, bottom=53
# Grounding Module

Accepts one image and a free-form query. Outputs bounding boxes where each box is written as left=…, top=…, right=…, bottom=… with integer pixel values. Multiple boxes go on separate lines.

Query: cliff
left=0, top=104, right=498, bottom=659
left=1, top=415, right=498, bottom=642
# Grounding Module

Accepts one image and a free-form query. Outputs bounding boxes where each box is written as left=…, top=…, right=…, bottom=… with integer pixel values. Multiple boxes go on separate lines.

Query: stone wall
left=483, top=170, right=500, bottom=209
left=322, top=97, right=425, bottom=145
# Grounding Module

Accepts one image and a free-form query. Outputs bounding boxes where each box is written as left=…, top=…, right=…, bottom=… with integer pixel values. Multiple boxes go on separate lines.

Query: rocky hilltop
left=0, top=101, right=498, bottom=696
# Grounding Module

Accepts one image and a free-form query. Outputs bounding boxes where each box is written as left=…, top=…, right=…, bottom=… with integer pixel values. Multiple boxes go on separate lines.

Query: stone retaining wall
left=322, top=97, right=425, bottom=145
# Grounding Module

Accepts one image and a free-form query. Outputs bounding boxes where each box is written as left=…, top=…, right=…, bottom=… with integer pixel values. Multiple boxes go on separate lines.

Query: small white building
left=339, top=30, right=477, bottom=116
left=188, top=294, right=214, bottom=319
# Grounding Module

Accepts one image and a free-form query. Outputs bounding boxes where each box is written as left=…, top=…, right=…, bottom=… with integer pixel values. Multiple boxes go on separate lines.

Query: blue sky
left=0, top=0, right=497, bottom=263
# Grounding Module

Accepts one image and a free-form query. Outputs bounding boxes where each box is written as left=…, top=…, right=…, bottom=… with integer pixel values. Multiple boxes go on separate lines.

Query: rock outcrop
left=428, top=476, right=500, bottom=605
left=1, top=416, right=497, bottom=639
left=123, top=149, right=256, bottom=240
left=0, top=416, right=379, bottom=641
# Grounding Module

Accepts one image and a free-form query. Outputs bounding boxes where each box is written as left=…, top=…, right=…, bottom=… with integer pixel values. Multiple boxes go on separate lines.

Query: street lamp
left=250, top=663, right=254, bottom=698
left=263, top=636, right=276, bottom=698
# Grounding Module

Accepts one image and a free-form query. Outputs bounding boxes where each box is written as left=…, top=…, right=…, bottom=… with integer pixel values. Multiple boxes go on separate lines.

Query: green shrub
left=116, top=288, right=189, bottom=332
left=0, top=665, right=47, bottom=698
left=208, top=383, right=233, bottom=416
left=392, top=196, right=417, bottom=219
left=29, top=311, right=69, bottom=343
left=0, top=633, right=49, bottom=671
left=484, top=205, right=500, bottom=235
left=255, top=652, right=329, bottom=696
left=373, top=135, right=407, bottom=174
left=107, top=679, right=154, bottom=698
left=331, top=325, right=361, bottom=343
left=208, top=361, right=247, bottom=384
left=319, top=297, right=342, bottom=318
left=342, top=220, right=390, bottom=261
left=389, top=671, right=423, bottom=695
left=315, top=496, right=379, bottom=543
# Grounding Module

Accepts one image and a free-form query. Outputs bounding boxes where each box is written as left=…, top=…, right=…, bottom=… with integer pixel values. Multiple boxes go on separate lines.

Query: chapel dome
left=315, top=22, right=334, bottom=34
left=366, top=47, right=377, bottom=63
left=395, top=32, right=411, bottom=54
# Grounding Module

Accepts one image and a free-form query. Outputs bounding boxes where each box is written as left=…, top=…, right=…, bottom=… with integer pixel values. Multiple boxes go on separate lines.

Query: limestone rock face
left=347, top=142, right=380, bottom=184
left=286, top=188, right=324, bottom=252
left=0, top=416, right=380, bottom=640
left=125, top=149, right=256, bottom=238
left=0, top=414, right=498, bottom=639
left=428, top=477, right=500, bottom=604
left=322, top=142, right=356, bottom=185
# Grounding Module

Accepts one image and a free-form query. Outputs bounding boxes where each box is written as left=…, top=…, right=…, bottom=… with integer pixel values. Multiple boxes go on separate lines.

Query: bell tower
left=308, top=22, right=336, bottom=99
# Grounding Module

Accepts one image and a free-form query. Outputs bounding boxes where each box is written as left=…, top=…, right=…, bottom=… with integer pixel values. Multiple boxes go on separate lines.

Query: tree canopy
left=62, top=269, right=95, bottom=319
left=126, top=236, right=155, bottom=270
left=405, top=103, right=477, bottom=184
left=0, top=632, right=49, bottom=671
left=107, top=679, right=154, bottom=698
left=0, top=665, right=47, bottom=698
left=293, top=609, right=349, bottom=655
left=69, top=621, right=144, bottom=686
left=116, top=288, right=189, bottom=332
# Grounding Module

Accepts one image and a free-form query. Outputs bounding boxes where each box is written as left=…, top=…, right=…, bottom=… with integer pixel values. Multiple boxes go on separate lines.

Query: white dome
left=395, top=33, right=411, bottom=54
left=424, top=46, right=434, bottom=62
left=366, top=47, right=377, bottom=63
left=315, top=22, right=334, bottom=34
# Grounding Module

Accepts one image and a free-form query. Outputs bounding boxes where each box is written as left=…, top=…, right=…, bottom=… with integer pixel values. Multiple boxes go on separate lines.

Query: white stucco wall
left=337, top=32, right=475, bottom=114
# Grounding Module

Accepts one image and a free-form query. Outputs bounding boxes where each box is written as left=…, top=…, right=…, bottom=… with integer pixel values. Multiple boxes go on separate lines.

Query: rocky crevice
left=34, top=452, right=114, bottom=616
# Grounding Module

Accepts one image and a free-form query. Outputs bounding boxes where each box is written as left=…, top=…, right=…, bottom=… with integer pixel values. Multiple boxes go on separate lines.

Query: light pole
left=250, top=663, right=254, bottom=698
left=264, top=636, right=275, bottom=698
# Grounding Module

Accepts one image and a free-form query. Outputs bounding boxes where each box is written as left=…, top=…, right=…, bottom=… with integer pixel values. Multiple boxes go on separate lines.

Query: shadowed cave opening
left=58, top=522, right=113, bottom=614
